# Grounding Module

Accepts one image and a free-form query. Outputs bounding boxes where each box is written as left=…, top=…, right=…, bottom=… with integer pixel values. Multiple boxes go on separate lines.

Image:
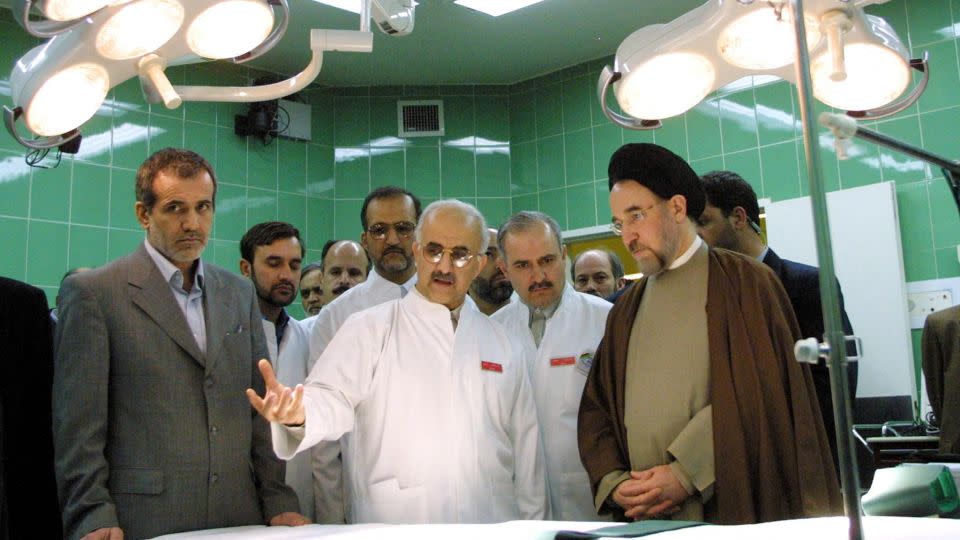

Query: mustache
left=382, top=246, right=406, bottom=256
left=332, top=283, right=351, bottom=295
left=431, top=271, right=456, bottom=284
left=528, top=280, right=553, bottom=292
left=272, top=280, right=295, bottom=293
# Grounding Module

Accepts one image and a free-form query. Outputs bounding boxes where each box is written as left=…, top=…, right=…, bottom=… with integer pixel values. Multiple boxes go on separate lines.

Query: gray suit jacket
left=53, top=243, right=299, bottom=540
left=922, top=304, right=960, bottom=454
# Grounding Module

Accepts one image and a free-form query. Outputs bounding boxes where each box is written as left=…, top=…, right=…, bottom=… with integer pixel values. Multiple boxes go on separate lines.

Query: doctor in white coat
left=493, top=211, right=612, bottom=521
left=248, top=199, right=547, bottom=524
left=304, top=186, right=422, bottom=524
left=239, top=221, right=316, bottom=521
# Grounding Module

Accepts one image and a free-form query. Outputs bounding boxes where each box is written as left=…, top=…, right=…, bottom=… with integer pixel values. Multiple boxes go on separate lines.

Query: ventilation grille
left=398, top=100, right=444, bottom=137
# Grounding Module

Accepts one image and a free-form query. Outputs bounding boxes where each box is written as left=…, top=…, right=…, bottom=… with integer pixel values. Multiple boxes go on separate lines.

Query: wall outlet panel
left=906, top=277, right=960, bottom=329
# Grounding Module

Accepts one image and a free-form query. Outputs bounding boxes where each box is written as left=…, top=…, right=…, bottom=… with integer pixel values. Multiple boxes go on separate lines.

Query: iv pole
left=789, top=1, right=864, bottom=539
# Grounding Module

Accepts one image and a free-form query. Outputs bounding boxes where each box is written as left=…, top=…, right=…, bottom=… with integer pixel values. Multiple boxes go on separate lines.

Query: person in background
left=250, top=199, right=547, bottom=524
left=921, top=304, right=960, bottom=454
left=469, top=228, right=514, bottom=316
left=578, top=143, right=840, bottom=524
left=571, top=249, right=625, bottom=300
left=318, top=239, right=370, bottom=311
left=493, top=211, right=612, bottom=520
left=306, top=186, right=422, bottom=524
left=1, top=276, right=62, bottom=540
left=53, top=148, right=305, bottom=540
left=299, top=262, right=324, bottom=317
left=239, top=221, right=314, bottom=520
left=697, top=170, right=856, bottom=476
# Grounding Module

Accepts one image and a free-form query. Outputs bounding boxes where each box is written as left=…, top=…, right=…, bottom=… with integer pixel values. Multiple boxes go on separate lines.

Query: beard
left=376, top=246, right=413, bottom=276
left=472, top=273, right=513, bottom=305
left=630, top=217, right=680, bottom=277
left=252, top=269, right=295, bottom=308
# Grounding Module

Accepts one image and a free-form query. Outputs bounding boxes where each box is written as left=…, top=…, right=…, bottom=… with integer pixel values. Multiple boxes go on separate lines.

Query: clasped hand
left=246, top=359, right=306, bottom=426
left=612, top=465, right=689, bottom=520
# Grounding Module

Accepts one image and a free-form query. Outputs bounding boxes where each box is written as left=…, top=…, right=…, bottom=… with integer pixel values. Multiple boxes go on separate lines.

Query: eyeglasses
left=610, top=202, right=662, bottom=236
left=421, top=242, right=480, bottom=269
left=367, top=221, right=416, bottom=240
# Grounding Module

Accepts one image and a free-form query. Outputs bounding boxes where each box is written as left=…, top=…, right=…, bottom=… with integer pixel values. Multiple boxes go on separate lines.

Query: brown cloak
left=578, top=248, right=842, bottom=524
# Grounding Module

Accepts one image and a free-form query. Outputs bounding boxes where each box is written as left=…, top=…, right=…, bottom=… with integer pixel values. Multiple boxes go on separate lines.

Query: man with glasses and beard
left=469, top=228, right=514, bottom=316
left=306, top=186, right=421, bottom=524
left=249, top=199, right=546, bottom=524
left=492, top=211, right=612, bottom=520
left=239, top=221, right=315, bottom=521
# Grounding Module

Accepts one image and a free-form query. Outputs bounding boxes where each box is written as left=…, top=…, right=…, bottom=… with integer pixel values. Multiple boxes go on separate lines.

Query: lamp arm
left=2, top=105, right=81, bottom=150
left=596, top=66, right=662, bottom=131
left=172, top=29, right=373, bottom=103
left=846, top=52, right=930, bottom=120
left=12, top=0, right=85, bottom=38
left=232, top=0, right=290, bottom=64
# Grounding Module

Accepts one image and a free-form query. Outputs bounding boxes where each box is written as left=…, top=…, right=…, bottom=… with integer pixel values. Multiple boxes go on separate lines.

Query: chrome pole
left=789, top=1, right=863, bottom=539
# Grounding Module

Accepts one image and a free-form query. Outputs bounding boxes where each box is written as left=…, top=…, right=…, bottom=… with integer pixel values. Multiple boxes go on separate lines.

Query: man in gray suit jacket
left=53, top=148, right=306, bottom=540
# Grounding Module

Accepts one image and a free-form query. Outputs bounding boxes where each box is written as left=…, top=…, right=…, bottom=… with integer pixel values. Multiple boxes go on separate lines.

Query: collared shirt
left=265, top=308, right=291, bottom=350
left=144, top=239, right=207, bottom=353
left=668, top=235, right=704, bottom=271
left=526, top=290, right=563, bottom=326
left=757, top=245, right=770, bottom=262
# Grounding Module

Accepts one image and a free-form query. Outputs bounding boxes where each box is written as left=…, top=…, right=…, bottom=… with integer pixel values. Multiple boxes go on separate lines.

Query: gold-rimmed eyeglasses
left=421, top=242, right=480, bottom=269
left=610, top=202, right=662, bottom=236
left=367, top=221, right=416, bottom=240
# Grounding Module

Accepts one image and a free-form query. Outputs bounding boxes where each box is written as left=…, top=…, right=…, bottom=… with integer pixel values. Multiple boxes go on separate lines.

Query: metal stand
left=789, top=2, right=864, bottom=539
left=839, top=125, right=960, bottom=218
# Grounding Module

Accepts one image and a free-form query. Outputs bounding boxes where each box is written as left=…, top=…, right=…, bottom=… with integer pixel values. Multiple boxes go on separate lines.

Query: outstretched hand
left=246, top=359, right=306, bottom=426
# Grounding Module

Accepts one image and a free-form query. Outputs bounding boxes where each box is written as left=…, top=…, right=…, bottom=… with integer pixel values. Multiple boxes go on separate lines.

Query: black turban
left=607, top=143, right=705, bottom=220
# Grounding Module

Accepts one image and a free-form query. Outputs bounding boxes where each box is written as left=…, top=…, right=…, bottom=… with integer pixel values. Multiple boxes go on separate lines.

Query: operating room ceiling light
left=598, top=0, right=929, bottom=130
left=4, top=0, right=420, bottom=151
left=718, top=8, right=821, bottom=69
left=186, top=0, right=275, bottom=59
left=23, top=63, right=110, bottom=137
left=95, top=0, right=185, bottom=60
left=40, top=0, right=110, bottom=20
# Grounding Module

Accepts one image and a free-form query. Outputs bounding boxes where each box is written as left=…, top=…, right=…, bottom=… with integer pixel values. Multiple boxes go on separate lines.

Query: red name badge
left=481, top=361, right=503, bottom=373
left=550, top=356, right=576, bottom=367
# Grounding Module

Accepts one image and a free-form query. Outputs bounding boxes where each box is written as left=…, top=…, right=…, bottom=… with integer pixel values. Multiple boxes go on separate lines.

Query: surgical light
left=4, top=0, right=417, bottom=152
left=598, top=0, right=929, bottom=130
left=617, top=53, right=716, bottom=120
left=96, top=0, right=185, bottom=60
left=186, top=0, right=275, bottom=59
left=718, top=8, right=821, bottom=69
left=810, top=12, right=912, bottom=111
left=23, top=63, right=110, bottom=137
left=40, top=0, right=110, bottom=20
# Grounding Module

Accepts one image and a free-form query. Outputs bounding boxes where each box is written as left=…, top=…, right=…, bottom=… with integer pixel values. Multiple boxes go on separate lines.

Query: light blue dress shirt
left=144, top=239, right=207, bottom=354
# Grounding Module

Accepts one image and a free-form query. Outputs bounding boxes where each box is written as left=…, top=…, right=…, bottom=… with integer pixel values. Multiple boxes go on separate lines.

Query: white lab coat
left=273, top=289, right=548, bottom=524
left=307, top=269, right=417, bottom=370
left=261, top=315, right=315, bottom=521
left=492, top=285, right=611, bottom=521
left=304, top=269, right=417, bottom=523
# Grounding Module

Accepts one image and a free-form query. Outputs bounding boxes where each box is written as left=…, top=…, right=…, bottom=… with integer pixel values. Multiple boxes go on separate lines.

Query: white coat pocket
left=358, top=478, right=426, bottom=523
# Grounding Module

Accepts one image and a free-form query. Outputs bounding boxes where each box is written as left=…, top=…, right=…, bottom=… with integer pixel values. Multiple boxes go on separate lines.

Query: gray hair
left=497, top=211, right=563, bottom=261
left=571, top=249, right=625, bottom=281
left=415, top=199, right=489, bottom=251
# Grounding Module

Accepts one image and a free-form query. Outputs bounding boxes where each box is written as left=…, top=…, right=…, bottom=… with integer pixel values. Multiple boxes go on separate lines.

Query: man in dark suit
left=53, top=148, right=306, bottom=540
left=696, top=170, right=856, bottom=475
left=921, top=305, right=960, bottom=454
left=0, top=277, right=61, bottom=540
